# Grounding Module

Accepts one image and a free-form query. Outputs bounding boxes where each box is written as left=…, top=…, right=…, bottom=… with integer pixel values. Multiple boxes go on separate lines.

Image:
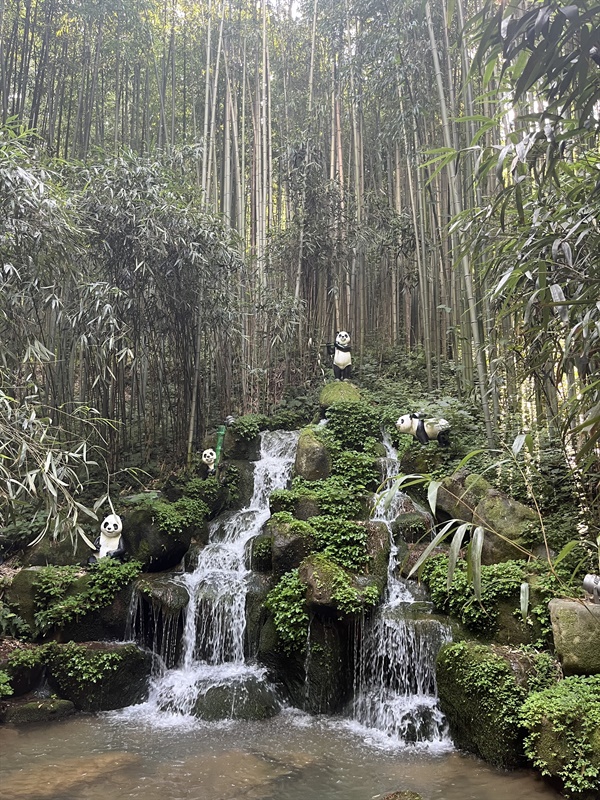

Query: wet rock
left=46, top=641, right=152, bottom=711
left=222, top=429, right=261, bottom=461
left=0, top=696, right=75, bottom=725
left=392, top=510, right=432, bottom=545
left=268, top=516, right=314, bottom=579
left=298, top=554, right=380, bottom=615
left=245, top=572, right=275, bottom=658
left=294, top=428, right=332, bottom=481
left=187, top=673, right=281, bottom=720
left=549, top=598, right=600, bottom=675
left=227, top=460, right=257, bottom=510
left=3, top=568, right=41, bottom=633
left=383, top=792, right=424, bottom=800
left=249, top=532, right=273, bottom=572
left=21, top=534, right=89, bottom=568
left=302, top=618, right=352, bottom=713
left=134, top=573, right=190, bottom=615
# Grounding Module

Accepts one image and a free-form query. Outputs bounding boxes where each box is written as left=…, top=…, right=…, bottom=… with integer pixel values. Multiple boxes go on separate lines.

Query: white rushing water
left=129, top=429, right=299, bottom=721
left=351, top=432, right=452, bottom=748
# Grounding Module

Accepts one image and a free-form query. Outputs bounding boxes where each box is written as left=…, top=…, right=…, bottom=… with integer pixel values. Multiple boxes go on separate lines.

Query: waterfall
left=136, top=429, right=299, bottom=720
left=351, top=432, right=451, bottom=747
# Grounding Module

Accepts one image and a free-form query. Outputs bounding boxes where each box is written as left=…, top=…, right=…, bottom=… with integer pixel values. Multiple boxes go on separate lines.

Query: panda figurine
left=90, top=514, right=126, bottom=562
left=326, top=331, right=352, bottom=380
left=396, top=413, right=451, bottom=447
left=202, top=448, right=217, bottom=474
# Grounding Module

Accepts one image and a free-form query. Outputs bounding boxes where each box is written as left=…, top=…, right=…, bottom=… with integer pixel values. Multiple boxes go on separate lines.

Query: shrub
left=265, top=569, right=309, bottom=653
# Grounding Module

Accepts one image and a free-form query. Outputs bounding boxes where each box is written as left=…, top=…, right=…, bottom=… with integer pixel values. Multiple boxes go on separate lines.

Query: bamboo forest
left=1, top=0, right=599, bottom=798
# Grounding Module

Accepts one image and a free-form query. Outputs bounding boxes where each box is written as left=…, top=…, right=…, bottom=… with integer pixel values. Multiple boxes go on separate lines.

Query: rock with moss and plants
left=435, top=640, right=560, bottom=769
left=181, top=673, right=281, bottom=721
left=220, top=414, right=267, bottom=460
left=301, top=616, right=353, bottom=713
left=0, top=696, right=75, bottom=724
left=549, top=598, right=600, bottom=676
left=5, top=559, right=141, bottom=642
left=520, top=675, right=600, bottom=799
left=122, top=496, right=209, bottom=571
left=0, top=641, right=46, bottom=697
left=391, top=509, right=432, bottom=546
left=45, top=641, right=152, bottom=712
left=267, top=513, right=315, bottom=579
left=298, top=553, right=380, bottom=617
left=294, top=427, right=333, bottom=481
left=319, top=381, right=361, bottom=409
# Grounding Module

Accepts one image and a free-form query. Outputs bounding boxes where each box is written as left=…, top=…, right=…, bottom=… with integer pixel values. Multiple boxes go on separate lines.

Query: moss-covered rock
left=0, top=696, right=75, bottom=724
left=268, top=516, right=314, bottom=579
left=436, top=640, right=531, bottom=768
left=319, top=381, right=361, bottom=409
left=549, top=598, right=600, bottom=675
left=134, top=573, right=190, bottom=616
left=520, top=675, right=600, bottom=799
left=245, top=572, right=275, bottom=658
left=249, top=532, right=273, bottom=572
left=21, top=535, right=88, bottom=568
left=436, top=471, right=492, bottom=522
left=1, top=643, right=45, bottom=696
left=122, top=505, right=196, bottom=571
left=4, top=568, right=41, bottom=632
left=46, top=641, right=152, bottom=711
left=475, top=493, right=536, bottom=564
left=183, top=673, right=280, bottom=720
left=298, top=554, right=380, bottom=616
left=294, top=428, right=333, bottom=481
left=302, top=617, right=352, bottom=713
left=392, top=510, right=432, bottom=545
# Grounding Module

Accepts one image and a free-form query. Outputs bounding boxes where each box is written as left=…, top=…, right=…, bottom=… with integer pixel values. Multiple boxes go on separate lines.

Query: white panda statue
left=396, top=413, right=451, bottom=447
left=202, top=448, right=217, bottom=474
left=91, top=514, right=126, bottom=561
left=326, top=330, right=352, bottom=380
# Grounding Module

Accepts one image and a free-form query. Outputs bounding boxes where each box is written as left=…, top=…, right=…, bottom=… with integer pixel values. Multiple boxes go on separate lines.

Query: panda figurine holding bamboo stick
left=396, top=413, right=451, bottom=447
left=326, top=331, right=352, bottom=381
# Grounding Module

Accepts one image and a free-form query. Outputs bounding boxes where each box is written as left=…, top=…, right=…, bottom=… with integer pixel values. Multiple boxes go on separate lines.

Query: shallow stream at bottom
left=0, top=706, right=562, bottom=800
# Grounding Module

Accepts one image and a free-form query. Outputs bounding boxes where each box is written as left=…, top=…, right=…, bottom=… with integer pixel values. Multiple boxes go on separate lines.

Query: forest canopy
left=1, top=0, right=599, bottom=540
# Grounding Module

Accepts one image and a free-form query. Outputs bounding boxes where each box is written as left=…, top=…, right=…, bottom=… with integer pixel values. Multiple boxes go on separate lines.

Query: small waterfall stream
left=351, top=433, right=451, bottom=747
left=134, top=429, right=299, bottom=720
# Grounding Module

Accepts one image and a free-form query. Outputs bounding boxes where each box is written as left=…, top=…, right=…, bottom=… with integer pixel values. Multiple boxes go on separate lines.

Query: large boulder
left=475, top=492, right=536, bottom=564
left=122, top=506, right=195, bottom=571
left=549, top=598, right=600, bottom=675
left=298, top=554, right=380, bottom=616
left=520, top=675, right=600, bottom=800
left=268, top=516, right=314, bottom=579
left=319, top=381, right=361, bottom=409
left=436, top=471, right=492, bottom=522
left=46, top=641, right=152, bottom=711
left=294, top=428, right=332, bottom=481
left=0, top=696, right=75, bottom=725
left=436, top=640, right=533, bottom=768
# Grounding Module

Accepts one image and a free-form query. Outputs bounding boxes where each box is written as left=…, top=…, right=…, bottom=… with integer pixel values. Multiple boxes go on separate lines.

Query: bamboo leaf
left=447, top=523, right=470, bottom=591
left=520, top=581, right=530, bottom=620
left=470, top=526, right=485, bottom=601
left=407, top=520, right=458, bottom=579
left=427, top=480, right=442, bottom=515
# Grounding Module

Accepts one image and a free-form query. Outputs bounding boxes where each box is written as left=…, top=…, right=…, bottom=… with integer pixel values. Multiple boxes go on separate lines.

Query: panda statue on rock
left=396, top=413, right=451, bottom=447
left=89, top=513, right=126, bottom=563
left=327, top=331, right=352, bottom=380
left=202, top=448, right=217, bottom=474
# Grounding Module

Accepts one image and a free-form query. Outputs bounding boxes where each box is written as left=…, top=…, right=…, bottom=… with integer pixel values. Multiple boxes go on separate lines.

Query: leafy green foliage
left=270, top=476, right=364, bottom=519
left=520, top=676, right=600, bottom=794
left=0, top=601, right=31, bottom=639
left=45, top=642, right=124, bottom=690
left=324, top=402, right=381, bottom=451
left=309, top=553, right=380, bottom=615
left=149, top=497, right=209, bottom=535
left=229, top=414, right=269, bottom=441
left=0, top=670, right=13, bottom=698
left=309, top=516, right=370, bottom=572
left=265, top=569, right=309, bottom=653
left=33, top=560, right=141, bottom=633
left=331, top=450, right=380, bottom=491
left=422, top=554, right=527, bottom=634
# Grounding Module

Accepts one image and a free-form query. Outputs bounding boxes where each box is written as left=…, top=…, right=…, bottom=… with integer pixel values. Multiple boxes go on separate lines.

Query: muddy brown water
left=0, top=707, right=562, bottom=800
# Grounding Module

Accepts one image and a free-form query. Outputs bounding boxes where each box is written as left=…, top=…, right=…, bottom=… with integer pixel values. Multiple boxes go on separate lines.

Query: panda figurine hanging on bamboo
left=326, top=331, right=352, bottom=380
left=90, top=514, right=126, bottom=562
left=396, top=413, right=451, bottom=447
left=202, top=448, right=217, bottom=474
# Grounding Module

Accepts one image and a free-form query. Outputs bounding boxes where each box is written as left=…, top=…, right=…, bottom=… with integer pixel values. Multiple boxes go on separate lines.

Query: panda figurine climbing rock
left=326, top=331, right=352, bottom=380
left=202, top=448, right=217, bottom=474
left=90, top=514, right=126, bottom=562
left=396, top=413, right=451, bottom=447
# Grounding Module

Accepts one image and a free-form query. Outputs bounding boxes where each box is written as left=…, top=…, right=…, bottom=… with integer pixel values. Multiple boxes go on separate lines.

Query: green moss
left=319, top=382, right=362, bottom=407
left=521, top=676, right=600, bottom=796
left=331, top=450, right=380, bottom=490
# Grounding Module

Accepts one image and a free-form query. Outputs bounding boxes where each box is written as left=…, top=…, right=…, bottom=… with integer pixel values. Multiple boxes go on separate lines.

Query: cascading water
left=351, top=433, right=451, bottom=747
left=134, top=429, right=299, bottom=721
